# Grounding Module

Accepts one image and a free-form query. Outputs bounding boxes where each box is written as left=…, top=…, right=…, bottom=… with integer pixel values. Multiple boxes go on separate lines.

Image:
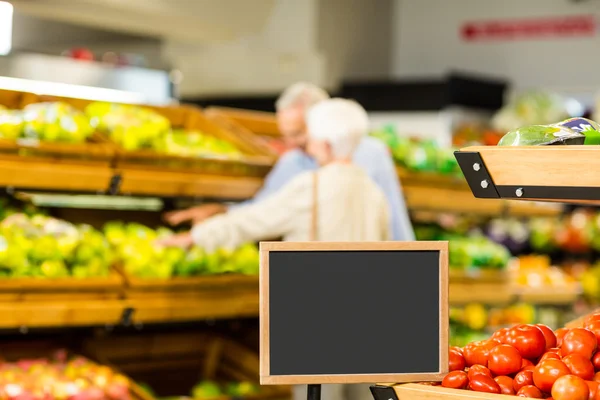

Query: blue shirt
left=233, top=137, right=415, bottom=241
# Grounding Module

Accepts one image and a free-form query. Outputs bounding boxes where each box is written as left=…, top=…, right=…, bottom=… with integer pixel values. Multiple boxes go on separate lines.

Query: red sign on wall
left=461, top=15, right=596, bottom=41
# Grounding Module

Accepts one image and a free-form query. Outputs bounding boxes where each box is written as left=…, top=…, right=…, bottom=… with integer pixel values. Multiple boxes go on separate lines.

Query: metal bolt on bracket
left=516, top=188, right=524, bottom=197
left=473, top=163, right=481, bottom=171
left=481, top=180, right=489, bottom=189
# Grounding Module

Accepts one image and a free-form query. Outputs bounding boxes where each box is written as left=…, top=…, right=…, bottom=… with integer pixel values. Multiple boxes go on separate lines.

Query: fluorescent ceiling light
left=0, top=76, right=148, bottom=104
left=0, top=1, right=12, bottom=56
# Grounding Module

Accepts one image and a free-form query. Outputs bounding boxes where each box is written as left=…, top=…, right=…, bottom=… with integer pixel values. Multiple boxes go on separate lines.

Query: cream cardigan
left=191, top=163, right=391, bottom=252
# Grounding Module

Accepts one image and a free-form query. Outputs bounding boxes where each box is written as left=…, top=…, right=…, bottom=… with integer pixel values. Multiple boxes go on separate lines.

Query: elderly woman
left=159, top=98, right=390, bottom=250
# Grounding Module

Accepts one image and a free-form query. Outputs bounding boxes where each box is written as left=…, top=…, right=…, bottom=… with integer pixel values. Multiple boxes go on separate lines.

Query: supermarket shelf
left=0, top=158, right=263, bottom=200
left=0, top=275, right=260, bottom=329
left=0, top=151, right=564, bottom=212
left=117, top=168, right=262, bottom=200
left=455, top=145, right=600, bottom=204
left=0, top=159, right=113, bottom=194
left=0, top=272, right=576, bottom=329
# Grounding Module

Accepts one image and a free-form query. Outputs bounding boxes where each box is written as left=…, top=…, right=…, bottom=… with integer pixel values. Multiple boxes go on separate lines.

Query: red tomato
left=522, top=359, right=535, bottom=369
left=469, top=373, right=501, bottom=394
left=536, top=324, right=558, bottom=350
left=586, top=380, right=599, bottom=400
left=540, top=352, right=562, bottom=363
left=556, top=328, right=570, bottom=347
left=442, top=371, right=468, bottom=389
left=463, top=340, right=497, bottom=367
left=562, top=329, right=598, bottom=359
left=495, top=376, right=515, bottom=395
left=594, top=372, right=600, bottom=383
left=517, top=385, right=543, bottom=398
left=552, top=375, right=590, bottom=400
left=449, top=347, right=466, bottom=372
left=493, top=328, right=511, bottom=344
left=507, top=325, right=546, bottom=361
left=468, top=365, right=492, bottom=381
left=584, top=320, right=600, bottom=344
left=514, top=370, right=534, bottom=392
left=488, top=344, right=522, bottom=376
left=564, top=354, right=595, bottom=380
left=592, top=352, right=600, bottom=370
left=533, top=359, right=571, bottom=393
left=584, top=314, right=600, bottom=327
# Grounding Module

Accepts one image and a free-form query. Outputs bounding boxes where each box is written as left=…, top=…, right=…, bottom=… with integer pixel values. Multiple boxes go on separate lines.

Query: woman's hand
left=163, top=204, right=226, bottom=226
left=155, top=232, right=194, bottom=249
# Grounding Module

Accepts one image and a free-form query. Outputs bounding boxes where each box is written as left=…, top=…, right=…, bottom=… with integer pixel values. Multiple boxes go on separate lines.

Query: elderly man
left=165, top=82, right=414, bottom=241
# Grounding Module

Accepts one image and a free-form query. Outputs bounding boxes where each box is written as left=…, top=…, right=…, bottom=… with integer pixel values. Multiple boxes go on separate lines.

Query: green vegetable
left=497, top=124, right=583, bottom=146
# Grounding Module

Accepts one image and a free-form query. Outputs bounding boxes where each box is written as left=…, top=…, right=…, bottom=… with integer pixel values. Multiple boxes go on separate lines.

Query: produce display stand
left=371, top=145, right=593, bottom=400
left=454, top=146, right=600, bottom=203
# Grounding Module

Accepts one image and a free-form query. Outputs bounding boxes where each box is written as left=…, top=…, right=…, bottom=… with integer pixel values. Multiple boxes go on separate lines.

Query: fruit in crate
left=0, top=108, right=24, bottom=140
left=104, top=222, right=259, bottom=278
left=448, top=236, right=510, bottom=270
left=191, top=381, right=223, bottom=399
left=191, top=380, right=260, bottom=399
left=85, top=102, right=171, bottom=151
left=513, top=255, right=578, bottom=290
left=159, top=129, right=242, bottom=159
left=0, top=213, right=113, bottom=278
left=224, top=382, right=259, bottom=397
left=0, top=353, right=132, bottom=400
left=22, top=102, right=94, bottom=143
left=440, top=315, right=600, bottom=398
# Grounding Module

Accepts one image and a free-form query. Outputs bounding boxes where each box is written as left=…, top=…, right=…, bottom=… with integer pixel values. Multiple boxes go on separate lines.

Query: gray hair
left=306, top=98, right=369, bottom=159
left=275, top=82, right=330, bottom=111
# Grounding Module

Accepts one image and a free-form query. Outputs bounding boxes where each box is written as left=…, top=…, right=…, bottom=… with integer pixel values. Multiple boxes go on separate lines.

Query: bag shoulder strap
left=310, top=171, right=319, bottom=241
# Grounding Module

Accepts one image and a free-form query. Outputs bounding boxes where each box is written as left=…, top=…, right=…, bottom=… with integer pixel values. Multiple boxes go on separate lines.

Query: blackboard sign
left=259, top=241, right=448, bottom=385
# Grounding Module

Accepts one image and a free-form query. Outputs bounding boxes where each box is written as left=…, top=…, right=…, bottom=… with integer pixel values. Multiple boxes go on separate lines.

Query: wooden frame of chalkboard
left=259, top=241, right=449, bottom=385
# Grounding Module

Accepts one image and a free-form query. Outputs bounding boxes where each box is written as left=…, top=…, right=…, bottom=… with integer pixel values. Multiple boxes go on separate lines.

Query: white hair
left=275, top=82, right=330, bottom=111
left=306, top=98, right=369, bottom=159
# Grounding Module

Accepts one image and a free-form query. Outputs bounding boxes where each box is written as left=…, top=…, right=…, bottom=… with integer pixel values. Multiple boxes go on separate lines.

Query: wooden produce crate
left=0, top=92, right=118, bottom=166
left=115, top=107, right=274, bottom=179
left=83, top=332, right=290, bottom=400
left=0, top=345, right=157, bottom=400
left=0, top=273, right=125, bottom=302
left=0, top=134, right=115, bottom=166
left=115, top=268, right=260, bottom=323
left=204, top=107, right=285, bottom=156
left=373, top=383, right=515, bottom=400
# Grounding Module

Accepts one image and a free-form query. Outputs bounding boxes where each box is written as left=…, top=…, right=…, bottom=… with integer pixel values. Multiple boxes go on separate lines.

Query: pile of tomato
left=442, top=314, right=600, bottom=399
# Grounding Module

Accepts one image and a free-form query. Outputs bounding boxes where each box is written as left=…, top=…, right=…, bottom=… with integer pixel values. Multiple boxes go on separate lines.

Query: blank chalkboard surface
left=259, top=241, right=448, bottom=385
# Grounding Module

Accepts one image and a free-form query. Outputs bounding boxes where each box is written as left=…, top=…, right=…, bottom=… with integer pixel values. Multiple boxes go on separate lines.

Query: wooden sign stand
left=259, top=241, right=449, bottom=400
